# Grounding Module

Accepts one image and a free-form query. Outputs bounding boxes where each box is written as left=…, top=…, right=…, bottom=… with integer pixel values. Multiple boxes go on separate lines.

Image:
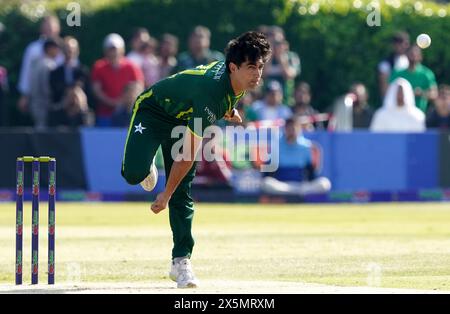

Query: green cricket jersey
left=134, top=61, right=244, bottom=137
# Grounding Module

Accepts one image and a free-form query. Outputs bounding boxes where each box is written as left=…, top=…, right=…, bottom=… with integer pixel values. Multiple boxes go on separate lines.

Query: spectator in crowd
left=370, top=78, right=425, bottom=132
left=49, top=36, right=91, bottom=107
left=141, top=37, right=161, bottom=88
left=260, top=117, right=331, bottom=195
left=348, top=83, right=374, bottom=129
left=172, top=26, right=224, bottom=73
left=329, top=83, right=373, bottom=131
left=48, top=85, right=93, bottom=128
left=195, top=133, right=233, bottom=189
left=252, top=80, right=292, bottom=121
left=158, top=33, right=179, bottom=79
left=265, top=25, right=285, bottom=45
left=17, top=15, right=63, bottom=115
left=0, top=66, right=8, bottom=126
left=29, top=38, right=61, bottom=129
left=390, top=45, right=438, bottom=113
left=263, top=26, right=301, bottom=106
left=378, top=31, right=410, bottom=97
left=236, top=93, right=258, bottom=124
left=292, top=82, right=322, bottom=129
left=257, top=25, right=271, bottom=38
left=111, top=81, right=144, bottom=127
left=126, top=27, right=151, bottom=68
left=426, top=85, right=450, bottom=130
left=91, top=33, right=144, bottom=126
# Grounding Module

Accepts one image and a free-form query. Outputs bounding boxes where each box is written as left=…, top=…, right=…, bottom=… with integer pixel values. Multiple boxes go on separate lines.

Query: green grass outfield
left=1, top=202, right=450, bottom=291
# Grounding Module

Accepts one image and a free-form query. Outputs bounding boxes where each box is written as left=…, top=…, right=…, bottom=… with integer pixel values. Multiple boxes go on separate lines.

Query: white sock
left=173, top=256, right=188, bottom=264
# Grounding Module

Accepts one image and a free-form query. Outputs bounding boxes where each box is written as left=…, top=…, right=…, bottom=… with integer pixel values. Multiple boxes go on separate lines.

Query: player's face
left=234, top=59, right=265, bottom=90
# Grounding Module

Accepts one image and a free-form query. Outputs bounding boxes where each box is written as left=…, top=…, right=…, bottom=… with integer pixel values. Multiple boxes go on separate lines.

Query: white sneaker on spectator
left=169, top=257, right=199, bottom=288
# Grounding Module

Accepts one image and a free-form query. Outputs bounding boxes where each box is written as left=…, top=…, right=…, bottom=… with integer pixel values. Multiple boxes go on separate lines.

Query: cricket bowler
left=121, top=31, right=271, bottom=288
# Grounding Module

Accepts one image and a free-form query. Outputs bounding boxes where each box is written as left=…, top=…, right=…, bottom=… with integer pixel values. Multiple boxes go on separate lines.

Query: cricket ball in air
left=416, top=34, right=431, bottom=49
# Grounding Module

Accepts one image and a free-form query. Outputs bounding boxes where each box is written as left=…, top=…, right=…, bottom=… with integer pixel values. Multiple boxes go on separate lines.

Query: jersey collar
left=223, top=69, right=245, bottom=111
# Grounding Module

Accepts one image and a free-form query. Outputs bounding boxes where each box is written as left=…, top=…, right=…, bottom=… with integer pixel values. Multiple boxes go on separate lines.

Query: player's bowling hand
left=151, top=192, right=170, bottom=214
left=224, top=108, right=242, bottom=123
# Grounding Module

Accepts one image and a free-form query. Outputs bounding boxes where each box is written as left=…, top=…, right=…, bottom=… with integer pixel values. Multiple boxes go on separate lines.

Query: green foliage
left=1, top=0, right=449, bottom=110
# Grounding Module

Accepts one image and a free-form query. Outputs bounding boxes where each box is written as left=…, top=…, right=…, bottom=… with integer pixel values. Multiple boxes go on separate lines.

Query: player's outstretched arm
left=151, top=129, right=202, bottom=214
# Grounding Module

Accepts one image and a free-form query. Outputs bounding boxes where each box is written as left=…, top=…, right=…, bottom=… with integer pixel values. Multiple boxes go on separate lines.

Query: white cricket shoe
left=169, top=258, right=199, bottom=288
left=140, top=162, right=158, bottom=192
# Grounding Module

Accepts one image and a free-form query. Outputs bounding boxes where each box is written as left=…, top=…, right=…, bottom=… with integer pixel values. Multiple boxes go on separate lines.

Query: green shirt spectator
left=390, top=45, right=437, bottom=113
left=172, top=26, right=224, bottom=74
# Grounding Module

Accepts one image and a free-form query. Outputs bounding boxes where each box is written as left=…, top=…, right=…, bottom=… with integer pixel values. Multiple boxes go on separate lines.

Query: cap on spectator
left=266, top=80, right=282, bottom=93
left=103, top=33, right=125, bottom=49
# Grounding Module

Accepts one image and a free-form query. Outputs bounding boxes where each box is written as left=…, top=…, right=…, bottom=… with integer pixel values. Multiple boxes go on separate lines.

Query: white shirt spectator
left=377, top=55, right=409, bottom=76
left=252, top=80, right=292, bottom=121
left=370, top=78, right=425, bottom=132
left=126, top=51, right=144, bottom=68
left=252, top=99, right=292, bottom=121
left=17, top=38, right=63, bottom=95
left=29, top=55, right=58, bottom=129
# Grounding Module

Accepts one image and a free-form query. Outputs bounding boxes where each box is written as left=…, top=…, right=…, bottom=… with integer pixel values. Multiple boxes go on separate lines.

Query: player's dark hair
left=225, top=31, right=272, bottom=73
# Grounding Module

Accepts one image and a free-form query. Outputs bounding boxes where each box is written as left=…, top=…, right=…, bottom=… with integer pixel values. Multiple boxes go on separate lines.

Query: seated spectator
left=195, top=134, right=233, bottom=188
left=390, top=45, right=438, bottom=113
left=252, top=80, right=292, bottom=121
left=158, top=33, right=179, bottom=79
left=329, top=83, right=374, bottom=131
left=236, top=93, right=258, bottom=124
left=111, top=81, right=144, bottom=127
left=260, top=117, right=331, bottom=195
left=126, top=27, right=150, bottom=68
left=172, top=26, right=224, bottom=73
left=349, top=83, right=374, bottom=129
left=29, top=38, right=61, bottom=129
left=49, top=36, right=90, bottom=106
left=370, top=78, right=425, bottom=132
left=263, top=26, right=301, bottom=106
left=292, top=82, right=322, bottom=129
left=141, top=37, right=161, bottom=88
left=378, top=31, right=410, bottom=97
left=91, top=33, right=144, bottom=127
left=426, top=85, right=450, bottom=130
left=17, top=15, right=64, bottom=116
left=48, top=85, right=93, bottom=128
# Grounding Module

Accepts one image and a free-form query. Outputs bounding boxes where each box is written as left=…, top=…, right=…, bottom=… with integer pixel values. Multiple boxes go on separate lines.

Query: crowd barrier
left=0, top=127, right=448, bottom=202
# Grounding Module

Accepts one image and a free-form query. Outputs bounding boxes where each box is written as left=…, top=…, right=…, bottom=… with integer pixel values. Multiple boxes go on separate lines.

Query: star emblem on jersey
left=134, top=122, right=146, bottom=134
